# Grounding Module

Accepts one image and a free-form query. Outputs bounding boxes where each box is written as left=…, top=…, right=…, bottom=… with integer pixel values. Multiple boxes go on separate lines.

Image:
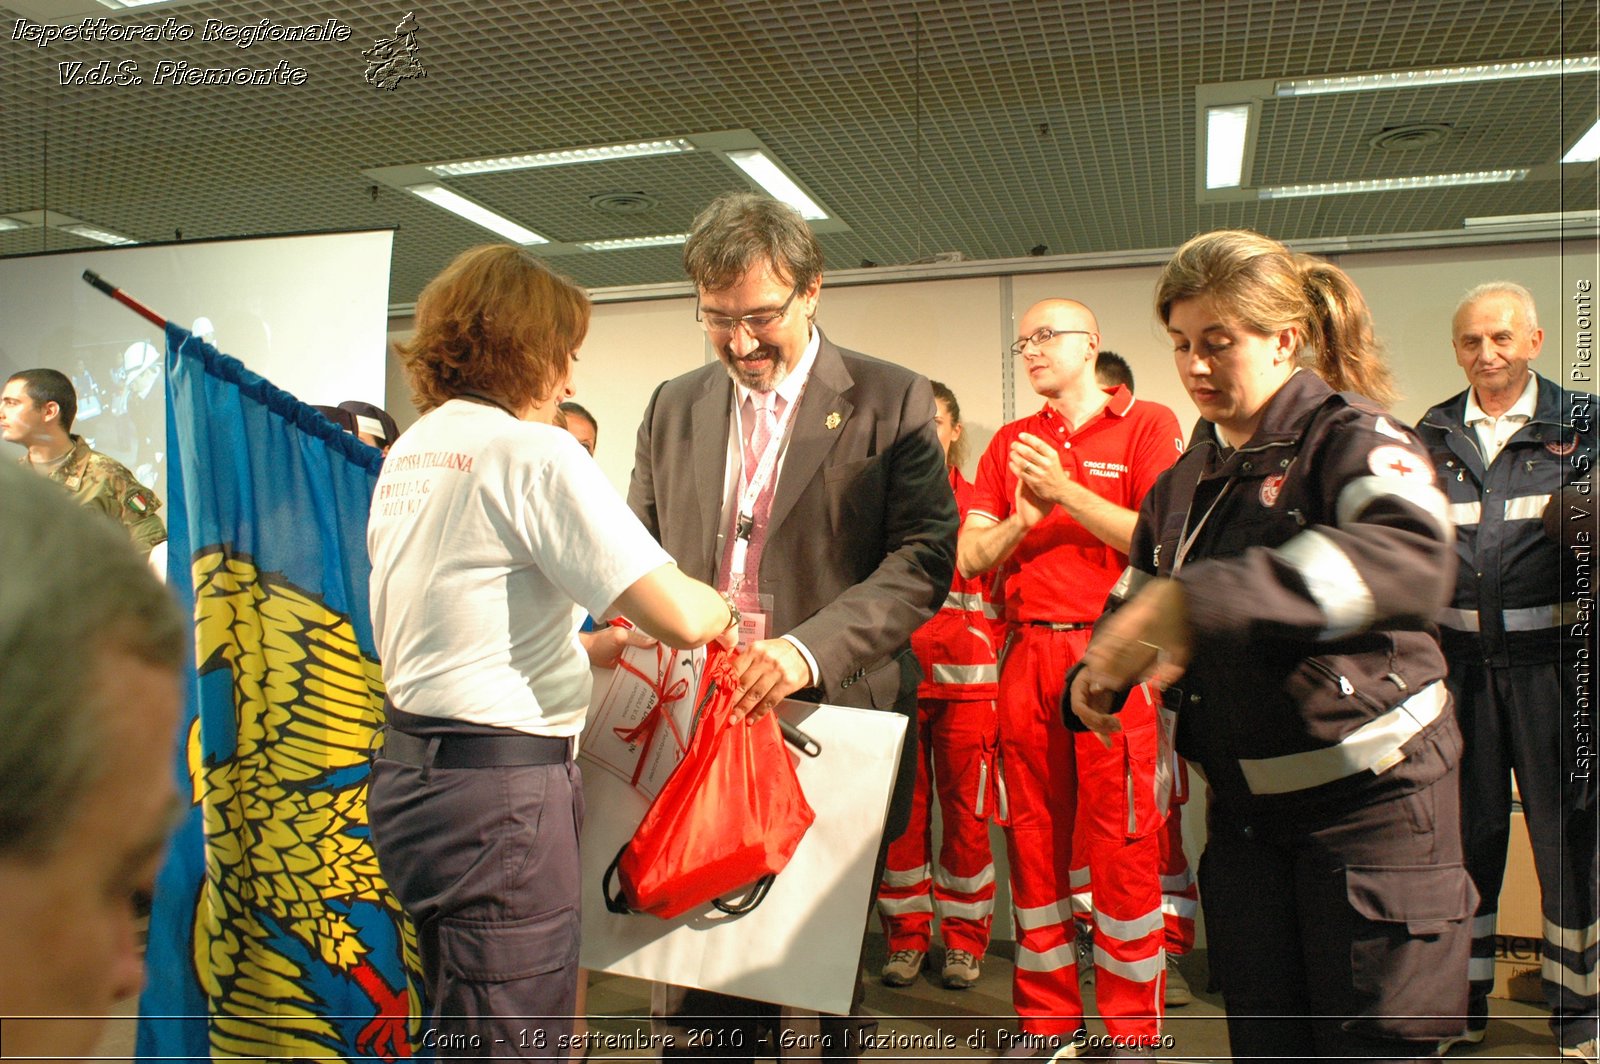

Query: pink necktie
left=722, top=393, right=783, bottom=602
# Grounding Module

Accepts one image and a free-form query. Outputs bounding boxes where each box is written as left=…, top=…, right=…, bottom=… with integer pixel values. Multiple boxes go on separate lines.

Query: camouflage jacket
left=21, top=435, right=167, bottom=552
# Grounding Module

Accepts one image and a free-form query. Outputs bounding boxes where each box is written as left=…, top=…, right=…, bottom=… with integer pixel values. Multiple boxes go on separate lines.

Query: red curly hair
left=400, top=245, right=590, bottom=414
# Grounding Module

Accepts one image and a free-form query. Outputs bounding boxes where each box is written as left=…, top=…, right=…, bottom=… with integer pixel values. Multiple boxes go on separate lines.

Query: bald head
left=1015, top=299, right=1102, bottom=402
left=1028, top=299, right=1099, bottom=333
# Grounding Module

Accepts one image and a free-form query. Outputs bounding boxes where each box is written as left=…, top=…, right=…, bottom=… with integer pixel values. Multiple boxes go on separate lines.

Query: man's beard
left=721, top=343, right=790, bottom=393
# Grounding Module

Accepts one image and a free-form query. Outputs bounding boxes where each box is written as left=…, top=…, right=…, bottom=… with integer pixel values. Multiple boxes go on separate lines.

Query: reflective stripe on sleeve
left=1336, top=475, right=1453, bottom=540
left=931, top=663, right=998, bottom=686
left=1273, top=529, right=1376, bottom=638
left=945, top=590, right=986, bottom=611
left=1237, top=681, right=1447, bottom=795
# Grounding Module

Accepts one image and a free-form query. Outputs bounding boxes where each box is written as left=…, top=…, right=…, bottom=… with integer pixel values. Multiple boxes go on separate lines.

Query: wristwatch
left=719, top=591, right=741, bottom=633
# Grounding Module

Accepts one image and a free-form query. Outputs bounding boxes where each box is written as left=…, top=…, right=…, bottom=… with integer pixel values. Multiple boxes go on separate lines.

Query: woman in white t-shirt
left=367, top=245, right=736, bottom=1059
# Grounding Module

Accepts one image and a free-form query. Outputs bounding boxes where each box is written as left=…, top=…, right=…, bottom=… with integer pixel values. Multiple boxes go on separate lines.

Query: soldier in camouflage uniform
left=1, top=368, right=166, bottom=553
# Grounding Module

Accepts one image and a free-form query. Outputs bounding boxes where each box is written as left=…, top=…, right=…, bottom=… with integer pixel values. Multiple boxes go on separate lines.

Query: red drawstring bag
left=603, top=642, right=816, bottom=919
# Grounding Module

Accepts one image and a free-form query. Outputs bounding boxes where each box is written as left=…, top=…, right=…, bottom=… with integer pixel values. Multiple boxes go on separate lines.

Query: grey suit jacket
left=627, top=329, right=957, bottom=712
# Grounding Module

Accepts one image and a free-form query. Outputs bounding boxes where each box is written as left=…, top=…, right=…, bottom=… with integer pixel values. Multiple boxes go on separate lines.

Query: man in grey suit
left=629, top=191, right=957, bottom=1062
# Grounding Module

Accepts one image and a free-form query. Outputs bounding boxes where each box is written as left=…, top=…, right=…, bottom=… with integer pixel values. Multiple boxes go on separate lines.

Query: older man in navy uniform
left=1418, top=282, right=1598, bottom=1060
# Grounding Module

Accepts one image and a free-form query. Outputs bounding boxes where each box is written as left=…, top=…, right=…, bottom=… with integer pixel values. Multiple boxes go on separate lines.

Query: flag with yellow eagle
left=137, top=324, right=422, bottom=1061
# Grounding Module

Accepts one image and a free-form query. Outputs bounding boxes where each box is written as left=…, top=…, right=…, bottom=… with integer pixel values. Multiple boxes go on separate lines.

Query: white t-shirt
left=368, top=398, right=671, bottom=736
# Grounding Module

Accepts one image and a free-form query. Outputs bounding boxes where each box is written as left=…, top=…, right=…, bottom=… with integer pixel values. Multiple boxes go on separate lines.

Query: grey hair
left=1456, top=281, right=1540, bottom=332
left=0, top=465, right=186, bottom=856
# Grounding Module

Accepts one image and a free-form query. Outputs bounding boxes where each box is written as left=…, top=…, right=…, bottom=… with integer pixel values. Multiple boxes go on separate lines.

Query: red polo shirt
left=968, top=386, right=1182, bottom=624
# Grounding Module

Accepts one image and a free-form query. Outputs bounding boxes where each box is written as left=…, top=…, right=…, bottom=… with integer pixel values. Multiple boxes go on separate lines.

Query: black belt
left=379, top=727, right=572, bottom=769
left=1024, top=620, right=1093, bottom=631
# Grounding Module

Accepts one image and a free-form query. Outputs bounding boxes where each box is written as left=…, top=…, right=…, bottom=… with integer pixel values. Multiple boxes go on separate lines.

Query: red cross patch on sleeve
left=1366, top=444, right=1431, bottom=482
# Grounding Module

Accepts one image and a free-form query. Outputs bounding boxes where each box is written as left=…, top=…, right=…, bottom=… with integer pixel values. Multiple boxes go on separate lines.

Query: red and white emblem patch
left=1260, top=473, right=1285, bottom=507
left=1546, top=435, right=1578, bottom=456
left=1367, top=444, right=1431, bottom=482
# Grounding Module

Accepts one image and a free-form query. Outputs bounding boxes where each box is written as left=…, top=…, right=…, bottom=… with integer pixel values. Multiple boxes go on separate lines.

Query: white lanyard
left=727, top=389, right=802, bottom=587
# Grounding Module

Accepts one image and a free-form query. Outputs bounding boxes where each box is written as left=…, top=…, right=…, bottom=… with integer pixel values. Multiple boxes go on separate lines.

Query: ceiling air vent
left=587, top=191, right=659, bottom=214
left=1369, top=123, right=1452, bottom=152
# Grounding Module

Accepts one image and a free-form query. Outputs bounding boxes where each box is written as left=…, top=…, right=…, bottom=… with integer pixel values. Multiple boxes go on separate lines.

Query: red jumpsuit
left=878, top=468, right=1002, bottom=960
left=968, top=389, right=1182, bottom=1046
left=1070, top=758, right=1198, bottom=960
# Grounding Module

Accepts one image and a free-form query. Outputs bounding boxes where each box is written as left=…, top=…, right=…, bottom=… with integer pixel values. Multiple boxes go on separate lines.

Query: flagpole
left=81, top=269, right=169, bottom=330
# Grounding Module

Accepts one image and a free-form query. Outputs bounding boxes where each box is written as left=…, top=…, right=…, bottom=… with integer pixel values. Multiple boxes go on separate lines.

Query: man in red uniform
left=959, top=300, right=1181, bottom=1058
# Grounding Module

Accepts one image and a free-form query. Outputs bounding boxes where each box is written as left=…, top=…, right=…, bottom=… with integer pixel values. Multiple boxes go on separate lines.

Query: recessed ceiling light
left=578, top=233, right=689, bottom=252
left=0, top=218, right=26, bottom=232
left=96, top=0, right=175, bottom=7
left=1275, top=56, right=1597, bottom=97
left=405, top=184, right=549, bottom=244
left=427, top=139, right=695, bottom=177
left=723, top=150, right=828, bottom=220
left=1563, top=119, right=1600, bottom=164
left=59, top=223, right=136, bottom=245
left=1258, top=169, right=1530, bottom=200
left=1205, top=104, right=1252, bottom=189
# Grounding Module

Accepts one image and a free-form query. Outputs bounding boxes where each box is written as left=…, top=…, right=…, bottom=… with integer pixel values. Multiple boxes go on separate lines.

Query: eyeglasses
left=697, top=285, right=802, bottom=334
left=1010, top=327, right=1092, bottom=357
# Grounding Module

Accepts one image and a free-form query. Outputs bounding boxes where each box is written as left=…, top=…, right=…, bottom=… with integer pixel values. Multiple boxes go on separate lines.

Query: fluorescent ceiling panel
left=1563, top=119, right=1600, bottom=164
left=578, top=233, right=689, bottom=252
left=426, top=139, right=696, bottom=177
left=1205, top=104, right=1251, bottom=189
left=1276, top=56, right=1597, bottom=97
left=59, top=223, right=136, bottom=245
left=1258, top=169, right=1529, bottom=200
left=723, top=150, right=828, bottom=220
left=405, top=184, right=549, bottom=245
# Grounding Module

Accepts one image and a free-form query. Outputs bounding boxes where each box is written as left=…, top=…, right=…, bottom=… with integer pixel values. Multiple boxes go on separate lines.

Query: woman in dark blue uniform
left=1067, top=229, right=1474, bottom=1062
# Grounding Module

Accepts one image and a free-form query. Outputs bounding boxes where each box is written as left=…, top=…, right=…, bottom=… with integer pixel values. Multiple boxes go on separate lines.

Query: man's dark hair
left=1095, top=350, right=1134, bottom=393
left=558, top=401, right=596, bottom=431
left=7, top=368, right=77, bottom=431
left=683, top=192, right=825, bottom=294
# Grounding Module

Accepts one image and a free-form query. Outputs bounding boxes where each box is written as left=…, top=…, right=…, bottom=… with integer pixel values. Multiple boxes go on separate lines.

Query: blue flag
left=138, top=324, right=421, bottom=1061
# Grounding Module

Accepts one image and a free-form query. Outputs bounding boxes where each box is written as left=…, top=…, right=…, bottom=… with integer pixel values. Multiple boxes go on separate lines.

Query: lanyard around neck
left=732, top=389, right=803, bottom=534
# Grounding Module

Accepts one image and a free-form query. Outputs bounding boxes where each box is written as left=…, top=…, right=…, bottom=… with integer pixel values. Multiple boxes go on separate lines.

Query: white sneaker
left=1436, top=1024, right=1485, bottom=1055
left=1560, top=1036, right=1597, bottom=1060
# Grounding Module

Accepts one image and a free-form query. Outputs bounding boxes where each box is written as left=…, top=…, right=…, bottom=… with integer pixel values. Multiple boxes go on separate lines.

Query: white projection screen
left=0, top=228, right=394, bottom=501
